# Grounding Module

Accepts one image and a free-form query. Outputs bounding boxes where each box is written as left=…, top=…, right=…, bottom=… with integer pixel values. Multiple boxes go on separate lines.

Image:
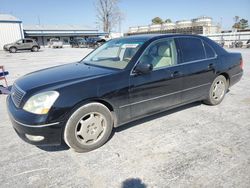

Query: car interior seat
left=153, top=45, right=172, bottom=68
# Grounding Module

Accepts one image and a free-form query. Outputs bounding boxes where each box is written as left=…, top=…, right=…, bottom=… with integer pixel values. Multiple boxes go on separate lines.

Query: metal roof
left=24, top=25, right=97, bottom=31
left=0, top=14, right=21, bottom=23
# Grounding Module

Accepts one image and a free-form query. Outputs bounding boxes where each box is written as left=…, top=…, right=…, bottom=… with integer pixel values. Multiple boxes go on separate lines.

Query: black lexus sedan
left=7, top=34, right=243, bottom=152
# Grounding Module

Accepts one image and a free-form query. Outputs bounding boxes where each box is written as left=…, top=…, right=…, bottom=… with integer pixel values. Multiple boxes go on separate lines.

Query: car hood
left=15, top=63, right=117, bottom=92
left=4, top=43, right=13, bottom=47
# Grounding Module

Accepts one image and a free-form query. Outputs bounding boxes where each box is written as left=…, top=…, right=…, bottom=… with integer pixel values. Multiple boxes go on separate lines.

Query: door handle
left=171, top=71, right=182, bottom=78
left=208, top=63, right=215, bottom=69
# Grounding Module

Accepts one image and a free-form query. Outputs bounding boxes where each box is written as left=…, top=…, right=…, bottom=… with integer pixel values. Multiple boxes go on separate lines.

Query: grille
left=11, top=84, right=26, bottom=108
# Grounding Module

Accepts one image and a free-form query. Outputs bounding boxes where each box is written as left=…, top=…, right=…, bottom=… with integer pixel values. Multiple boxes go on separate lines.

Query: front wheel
left=64, top=103, right=113, bottom=152
left=203, top=75, right=227, bottom=105
left=9, top=47, right=17, bottom=53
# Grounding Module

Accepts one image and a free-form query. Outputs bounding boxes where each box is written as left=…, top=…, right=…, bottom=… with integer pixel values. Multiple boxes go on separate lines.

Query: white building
left=205, top=29, right=250, bottom=47
left=0, top=14, right=24, bottom=50
left=127, top=16, right=221, bottom=35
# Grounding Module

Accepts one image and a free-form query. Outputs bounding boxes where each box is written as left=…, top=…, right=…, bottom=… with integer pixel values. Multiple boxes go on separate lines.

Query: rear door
left=176, top=37, right=217, bottom=103
left=128, top=38, right=183, bottom=120
left=23, top=39, right=33, bottom=49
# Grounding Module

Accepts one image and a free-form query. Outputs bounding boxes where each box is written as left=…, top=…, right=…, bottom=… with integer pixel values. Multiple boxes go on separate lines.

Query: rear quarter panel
left=217, top=52, right=243, bottom=87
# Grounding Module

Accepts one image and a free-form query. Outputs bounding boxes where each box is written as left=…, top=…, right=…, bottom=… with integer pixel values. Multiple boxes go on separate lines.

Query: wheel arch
left=9, top=46, right=17, bottom=50
left=219, top=72, right=230, bottom=88
left=66, top=98, right=118, bottom=127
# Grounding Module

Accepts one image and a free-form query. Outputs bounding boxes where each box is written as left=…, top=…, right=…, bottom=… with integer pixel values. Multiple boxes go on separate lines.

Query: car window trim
left=201, top=40, right=217, bottom=59
left=130, top=36, right=218, bottom=75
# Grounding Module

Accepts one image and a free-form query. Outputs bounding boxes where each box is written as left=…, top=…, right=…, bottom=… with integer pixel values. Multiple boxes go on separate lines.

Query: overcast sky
left=0, top=0, right=249, bottom=32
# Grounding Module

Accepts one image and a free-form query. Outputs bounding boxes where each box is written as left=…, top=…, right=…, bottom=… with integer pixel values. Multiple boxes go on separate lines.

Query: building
left=205, top=29, right=250, bottom=47
left=127, top=16, right=221, bottom=36
left=0, top=14, right=24, bottom=50
left=24, top=25, right=107, bottom=46
left=0, top=14, right=108, bottom=50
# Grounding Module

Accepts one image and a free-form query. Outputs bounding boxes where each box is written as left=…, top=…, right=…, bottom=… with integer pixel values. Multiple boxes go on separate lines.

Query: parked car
left=70, top=38, right=87, bottom=48
left=229, top=41, right=243, bottom=48
left=48, top=38, right=63, bottom=48
left=246, top=39, right=250, bottom=48
left=3, top=38, right=40, bottom=53
left=86, top=37, right=106, bottom=48
left=7, top=34, right=243, bottom=152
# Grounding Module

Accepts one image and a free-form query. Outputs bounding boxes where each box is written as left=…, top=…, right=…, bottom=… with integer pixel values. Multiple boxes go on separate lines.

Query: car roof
left=122, top=34, right=227, bottom=55
left=123, top=34, right=205, bottom=41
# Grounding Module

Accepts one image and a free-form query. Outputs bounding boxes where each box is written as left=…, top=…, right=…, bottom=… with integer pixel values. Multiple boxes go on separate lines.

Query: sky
left=0, top=0, right=249, bottom=32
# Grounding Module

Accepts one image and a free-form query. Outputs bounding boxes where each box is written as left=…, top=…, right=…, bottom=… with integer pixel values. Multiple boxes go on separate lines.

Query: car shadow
left=121, top=178, right=147, bottom=188
left=36, top=143, right=69, bottom=152
left=4, top=50, right=44, bottom=54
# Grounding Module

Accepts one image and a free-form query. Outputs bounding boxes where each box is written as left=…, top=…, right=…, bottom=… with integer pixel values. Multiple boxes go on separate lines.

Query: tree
left=233, top=17, right=249, bottom=29
left=152, top=17, right=163, bottom=25
left=165, top=19, right=172, bottom=23
left=234, top=16, right=240, bottom=24
left=239, top=19, right=248, bottom=29
left=95, top=0, right=121, bottom=33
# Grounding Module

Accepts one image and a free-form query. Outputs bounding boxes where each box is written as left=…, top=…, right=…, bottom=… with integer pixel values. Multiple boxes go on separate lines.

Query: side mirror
left=134, top=62, right=153, bottom=74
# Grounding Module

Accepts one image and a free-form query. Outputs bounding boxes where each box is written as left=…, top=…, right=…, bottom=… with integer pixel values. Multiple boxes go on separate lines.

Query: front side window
left=177, top=37, right=206, bottom=63
left=138, top=38, right=177, bottom=70
left=82, top=38, right=146, bottom=69
left=16, top=39, right=23, bottom=44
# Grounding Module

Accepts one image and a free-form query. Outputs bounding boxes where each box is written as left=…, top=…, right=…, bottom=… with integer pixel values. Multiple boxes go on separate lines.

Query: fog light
left=25, top=134, right=44, bottom=142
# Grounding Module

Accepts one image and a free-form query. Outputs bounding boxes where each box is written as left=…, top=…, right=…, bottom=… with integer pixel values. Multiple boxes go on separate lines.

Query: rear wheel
left=31, top=46, right=39, bottom=52
left=204, top=75, right=227, bottom=105
left=64, top=103, right=113, bottom=152
left=9, top=47, right=17, bottom=53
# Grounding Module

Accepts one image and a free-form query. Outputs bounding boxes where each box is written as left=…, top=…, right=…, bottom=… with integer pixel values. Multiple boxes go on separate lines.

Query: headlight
left=23, top=91, right=59, bottom=114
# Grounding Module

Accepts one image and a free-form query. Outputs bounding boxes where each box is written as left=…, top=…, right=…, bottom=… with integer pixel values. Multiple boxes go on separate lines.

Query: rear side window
left=25, top=40, right=33, bottom=43
left=177, top=38, right=206, bottom=63
left=203, top=41, right=216, bottom=58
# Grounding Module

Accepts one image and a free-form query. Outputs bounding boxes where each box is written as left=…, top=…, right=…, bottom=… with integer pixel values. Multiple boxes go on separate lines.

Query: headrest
left=158, top=45, right=170, bottom=57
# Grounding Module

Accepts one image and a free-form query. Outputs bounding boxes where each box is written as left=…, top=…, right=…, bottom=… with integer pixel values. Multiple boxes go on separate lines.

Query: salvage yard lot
left=0, top=47, right=250, bottom=187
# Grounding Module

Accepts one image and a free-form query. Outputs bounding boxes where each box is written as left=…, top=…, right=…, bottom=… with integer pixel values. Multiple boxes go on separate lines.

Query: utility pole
left=37, top=16, right=41, bottom=25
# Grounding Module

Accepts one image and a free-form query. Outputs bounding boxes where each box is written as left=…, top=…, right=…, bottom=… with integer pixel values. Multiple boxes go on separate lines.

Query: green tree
left=234, top=16, right=240, bottom=23
left=239, top=19, right=248, bottom=29
left=152, top=17, right=163, bottom=25
left=165, top=19, right=172, bottom=23
left=233, top=17, right=249, bottom=29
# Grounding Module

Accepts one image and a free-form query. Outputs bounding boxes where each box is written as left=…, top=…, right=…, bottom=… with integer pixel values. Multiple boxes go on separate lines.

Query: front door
left=128, top=38, right=183, bottom=120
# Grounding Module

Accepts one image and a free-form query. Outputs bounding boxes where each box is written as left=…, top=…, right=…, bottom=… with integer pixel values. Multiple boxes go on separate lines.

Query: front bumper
left=3, top=46, right=9, bottom=51
left=7, top=96, right=64, bottom=146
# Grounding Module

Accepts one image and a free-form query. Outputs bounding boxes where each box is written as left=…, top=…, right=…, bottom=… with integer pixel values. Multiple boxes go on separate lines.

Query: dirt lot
left=0, top=47, right=249, bottom=188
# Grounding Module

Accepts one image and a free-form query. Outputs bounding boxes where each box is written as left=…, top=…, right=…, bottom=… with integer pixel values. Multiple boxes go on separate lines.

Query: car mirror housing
left=134, top=62, right=153, bottom=74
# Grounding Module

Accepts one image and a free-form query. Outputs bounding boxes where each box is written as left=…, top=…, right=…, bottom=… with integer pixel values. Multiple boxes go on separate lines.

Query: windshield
left=82, top=38, right=147, bottom=69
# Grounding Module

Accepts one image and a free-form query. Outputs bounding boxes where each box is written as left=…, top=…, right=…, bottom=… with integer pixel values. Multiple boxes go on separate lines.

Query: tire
left=31, top=46, right=39, bottom=52
left=64, top=102, right=113, bottom=152
left=9, top=47, right=17, bottom=53
left=203, top=75, right=227, bottom=105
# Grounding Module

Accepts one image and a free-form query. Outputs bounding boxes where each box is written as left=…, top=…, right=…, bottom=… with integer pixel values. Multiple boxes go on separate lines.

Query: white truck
left=48, top=38, right=63, bottom=48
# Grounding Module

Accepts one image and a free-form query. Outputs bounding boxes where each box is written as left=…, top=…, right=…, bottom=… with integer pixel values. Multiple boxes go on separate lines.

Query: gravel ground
left=0, top=47, right=249, bottom=188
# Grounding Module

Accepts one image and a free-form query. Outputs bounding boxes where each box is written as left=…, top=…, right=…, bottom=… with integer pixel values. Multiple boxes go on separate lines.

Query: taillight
left=240, top=58, right=243, bottom=69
